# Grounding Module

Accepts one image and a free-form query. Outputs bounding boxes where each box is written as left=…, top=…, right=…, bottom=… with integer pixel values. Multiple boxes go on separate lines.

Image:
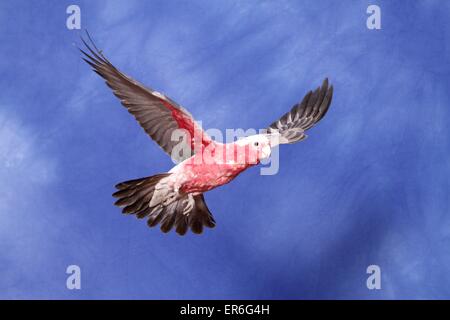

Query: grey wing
left=80, top=34, right=212, bottom=162
left=267, top=78, right=333, bottom=144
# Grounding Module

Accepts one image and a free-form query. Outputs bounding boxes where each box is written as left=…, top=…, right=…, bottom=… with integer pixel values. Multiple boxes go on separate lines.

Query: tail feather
left=114, top=176, right=153, bottom=190
left=113, top=173, right=170, bottom=212
left=113, top=174, right=216, bottom=235
left=147, top=206, right=164, bottom=227
left=189, top=195, right=216, bottom=234
left=175, top=212, right=189, bottom=236
left=161, top=207, right=178, bottom=233
left=173, top=194, right=216, bottom=235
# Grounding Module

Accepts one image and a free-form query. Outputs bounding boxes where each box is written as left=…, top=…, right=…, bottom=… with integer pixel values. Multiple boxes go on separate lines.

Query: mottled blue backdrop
left=0, top=0, right=449, bottom=299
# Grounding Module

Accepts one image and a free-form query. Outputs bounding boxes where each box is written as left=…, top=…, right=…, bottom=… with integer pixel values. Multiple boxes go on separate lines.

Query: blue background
left=0, top=0, right=449, bottom=299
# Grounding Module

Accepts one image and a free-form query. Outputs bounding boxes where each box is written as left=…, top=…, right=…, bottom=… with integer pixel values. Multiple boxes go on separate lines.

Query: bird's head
left=235, top=134, right=272, bottom=164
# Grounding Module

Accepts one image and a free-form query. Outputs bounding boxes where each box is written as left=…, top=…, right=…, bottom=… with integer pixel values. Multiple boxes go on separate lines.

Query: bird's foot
left=182, top=194, right=195, bottom=215
left=162, top=191, right=179, bottom=207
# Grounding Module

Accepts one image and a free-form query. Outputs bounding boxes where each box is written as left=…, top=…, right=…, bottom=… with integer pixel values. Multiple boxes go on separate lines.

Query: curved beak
left=265, top=132, right=282, bottom=148
left=261, top=144, right=272, bottom=159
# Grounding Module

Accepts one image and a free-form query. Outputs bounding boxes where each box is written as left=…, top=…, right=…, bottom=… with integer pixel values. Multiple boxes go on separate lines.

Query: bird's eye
left=254, top=142, right=259, bottom=147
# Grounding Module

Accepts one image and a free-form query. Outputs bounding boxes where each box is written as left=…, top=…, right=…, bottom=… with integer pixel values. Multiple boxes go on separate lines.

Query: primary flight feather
left=80, top=34, right=333, bottom=236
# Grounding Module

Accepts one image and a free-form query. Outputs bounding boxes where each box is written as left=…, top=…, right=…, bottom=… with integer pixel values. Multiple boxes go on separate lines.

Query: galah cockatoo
left=80, top=35, right=333, bottom=235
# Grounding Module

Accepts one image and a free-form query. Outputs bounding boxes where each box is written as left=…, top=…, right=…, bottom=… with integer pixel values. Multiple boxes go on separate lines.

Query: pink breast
left=177, top=150, right=253, bottom=194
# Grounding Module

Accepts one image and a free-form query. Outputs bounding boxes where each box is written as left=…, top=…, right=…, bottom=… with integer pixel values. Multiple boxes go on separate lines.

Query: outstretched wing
left=80, top=34, right=212, bottom=162
left=267, top=78, right=333, bottom=144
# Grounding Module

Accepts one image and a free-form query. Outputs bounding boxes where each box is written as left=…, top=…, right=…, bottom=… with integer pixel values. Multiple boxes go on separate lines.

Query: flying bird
left=80, top=35, right=333, bottom=236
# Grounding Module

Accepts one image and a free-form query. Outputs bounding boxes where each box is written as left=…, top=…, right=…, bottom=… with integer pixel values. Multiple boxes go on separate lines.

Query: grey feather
left=80, top=33, right=212, bottom=163
left=267, top=78, right=333, bottom=144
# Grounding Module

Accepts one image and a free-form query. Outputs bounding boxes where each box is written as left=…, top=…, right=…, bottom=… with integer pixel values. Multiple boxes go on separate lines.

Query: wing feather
left=267, top=78, right=333, bottom=144
left=80, top=34, right=212, bottom=162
